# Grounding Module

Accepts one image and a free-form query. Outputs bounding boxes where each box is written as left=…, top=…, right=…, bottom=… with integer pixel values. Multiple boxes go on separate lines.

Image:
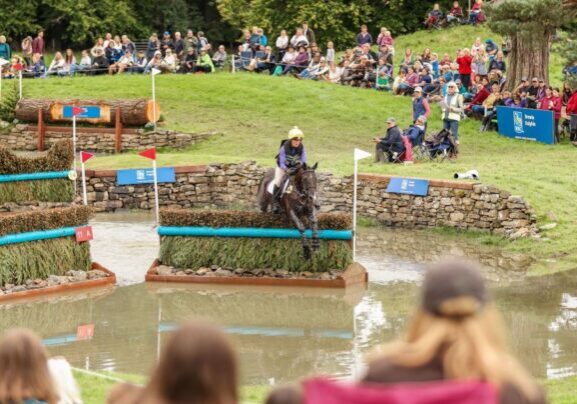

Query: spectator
left=302, top=22, right=315, bottom=44
left=421, top=48, right=432, bottom=64
left=76, top=50, right=92, bottom=74
left=393, top=69, right=408, bottom=95
left=0, top=36, right=11, bottom=61
left=470, top=36, right=484, bottom=56
left=484, top=38, right=498, bottom=58
left=48, top=357, right=82, bottom=404
left=363, top=258, right=545, bottom=404
left=212, top=45, right=227, bottom=68
left=376, top=27, right=389, bottom=47
left=137, top=322, right=238, bottom=404
left=472, top=82, right=500, bottom=116
left=356, top=25, right=373, bottom=46
left=537, top=79, right=547, bottom=101
left=146, top=33, right=159, bottom=60
left=399, top=48, right=414, bottom=72
left=23, top=53, right=45, bottom=78
left=161, top=49, right=177, bottom=72
left=425, top=3, right=444, bottom=29
left=415, top=67, right=433, bottom=93
left=566, top=87, right=577, bottom=143
left=196, top=49, right=215, bottom=73
left=376, top=58, right=392, bottom=90
left=469, top=0, right=484, bottom=25
left=110, top=51, right=134, bottom=74
left=249, top=26, right=262, bottom=49
left=562, top=82, right=573, bottom=106
left=130, top=51, right=147, bottom=74
left=465, top=82, right=490, bottom=115
left=405, top=66, right=419, bottom=94
left=62, top=48, right=77, bottom=76
left=91, top=48, right=110, bottom=75
left=178, top=47, right=196, bottom=73
left=446, top=1, right=464, bottom=24
left=112, top=35, right=123, bottom=51
left=172, top=32, right=184, bottom=60
left=121, top=35, right=136, bottom=56
left=258, top=28, right=268, bottom=47
left=105, top=41, right=124, bottom=65
left=326, top=41, right=335, bottom=64
left=161, top=32, right=173, bottom=56
left=440, top=52, right=452, bottom=67
left=0, top=329, right=58, bottom=403
left=412, top=87, right=431, bottom=124
left=47, top=51, right=65, bottom=76
left=32, top=30, right=45, bottom=58
left=184, top=30, right=198, bottom=54
left=373, top=117, right=405, bottom=163
left=526, top=77, right=540, bottom=108
left=441, top=81, right=465, bottom=143
left=276, top=30, right=289, bottom=61
left=430, top=52, right=440, bottom=77
left=103, top=33, right=113, bottom=48
left=456, top=48, right=472, bottom=89
left=290, top=28, right=309, bottom=48
left=197, top=31, right=208, bottom=51
left=488, top=50, right=506, bottom=73
left=256, top=46, right=276, bottom=74
left=91, top=37, right=105, bottom=58
left=21, top=36, right=33, bottom=66
left=539, top=86, right=562, bottom=142
left=471, top=47, right=488, bottom=80
left=329, top=62, right=344, bottom=84
left=282, top=46, right=309, bottom=75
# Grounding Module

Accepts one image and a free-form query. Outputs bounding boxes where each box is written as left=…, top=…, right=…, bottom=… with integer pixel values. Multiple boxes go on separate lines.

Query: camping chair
left=425, top=128, right=458, bottom=162
left=303, top=377, right=498, bottom=404
left=240, top=51, right=253, bottom=70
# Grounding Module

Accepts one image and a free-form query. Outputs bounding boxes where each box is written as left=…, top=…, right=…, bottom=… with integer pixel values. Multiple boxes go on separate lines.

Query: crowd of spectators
left=0, top=259, right=546, bottom=404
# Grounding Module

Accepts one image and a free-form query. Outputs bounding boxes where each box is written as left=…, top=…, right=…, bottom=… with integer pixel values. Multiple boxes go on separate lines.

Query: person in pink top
left=539, top=86, right=562, bottom=142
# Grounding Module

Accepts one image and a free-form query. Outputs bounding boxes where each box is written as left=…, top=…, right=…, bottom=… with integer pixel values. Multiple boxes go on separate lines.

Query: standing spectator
left=276, top=30, right=289, bottom=61
left=562, top=82, right=573, bottom=106
left=258, top=28, right=268, bottom=46
left=471, top=47, right=488, bottom=80
left=441, top=81, right=465, bottom=143
left=197, top=31, right=209, bottom=51
left=173, top=32, right=185, bottom=60
left=470, top=36, right=484, bottom=56
left=290, top=28, right=309, bottom=48
left=146, top=33, right=159, bottom=60
left=0, top=329, right=58, bottom=403
left=21, top=36, right=33, bottom=66
left=326, top=41, right=335, bottom=64
left=0, top=36, right=11, bottom=61
left=376, top=27, right=388, bottom=47
left=161, top=32, right=173, bottom=56
left=212, top=45, right=227, bottom=68
left=566, top=87, right=577, bottom=143
left=537, top=79, right=547, bottom=101
left=539, top=87, right=562, bottom=142
left=399, top=48, right=414, bottom=72
left=456, top=48, right=472, bottom=89
left=412, top=87, right=431, bottom=124
left=184, top=30, right=198, bottom=54
left=136, top=322, right=238, bottom=404
left=488, top=50, right=506, bottom=73
left=249, top=27, right=262, bottom=49
left=121, top=35, right=135, bottom=56
left=196, top=49, right=215, bottom=73
left=356, top=25, right=373, bottom=46
left=302, top=22, right=315, bottom=44
left=32, top=30, right=45, bottom=58
left=484, top=38, right=498, bottom=58
left=103, top=33, right=113, bottom=48
left=363, top=258, right=546, bottom=404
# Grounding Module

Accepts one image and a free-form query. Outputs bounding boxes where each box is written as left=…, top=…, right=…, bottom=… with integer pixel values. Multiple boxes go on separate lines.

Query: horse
left=257, top=163, right=320, bottom=260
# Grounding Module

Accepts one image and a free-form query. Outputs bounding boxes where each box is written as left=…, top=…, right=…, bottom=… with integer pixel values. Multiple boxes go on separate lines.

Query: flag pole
left=353, top=155, right=359, bottom=262
left=81, top=153, right=88, bottom=205
left=18, top=70, right=23, bottom=100
left=152, top=158, right=160, bottom=225
left=72, top=114, right=78, bottom=194
left=152, top=72, right=157, bottom=132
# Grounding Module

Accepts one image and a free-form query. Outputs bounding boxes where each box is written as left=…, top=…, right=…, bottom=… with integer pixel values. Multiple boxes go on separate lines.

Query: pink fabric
left=304, top=377, right=498, bottom=404
left=402, top=136, right=413, bottom=162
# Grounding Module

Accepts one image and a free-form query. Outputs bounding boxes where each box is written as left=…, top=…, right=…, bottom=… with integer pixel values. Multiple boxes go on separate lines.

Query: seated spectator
left=307, top=57, right=329, bottom=80
left=91, top=37, right=105, bottom=59
left=327, top=62, right=343, bottom=84
left=446, top=1, right=464, bottom=24
left=488, top=50, right=506, bottom=73
left=75, top=50, right=92, bottom=74
left=415, top=67, right=433, bottom=93
left=468, top=0, right=484, bottom=25
left=405, top=66, right=420, bottom=95
left=356, top=25, right=373, bottom=46
left=326, top=41, right=335, bottom=64
left=425, top=3, right=444, bottom=29
left=105, top=41, right=124, bottom=65
left=103, top=32, right=113, bottom=48
left=373, top=117, right=405, bottom=163
left=421, top=48, right=432, bottom=64
left=212, top=45, right=227, bottom=68
left=539, top=86, right=562, bottom=142
left=404, top=115, right=427, bottom=146
left=90, top=48, right=110, bottom=75
left=282, top=46, right=309, bottom=75
left=47, top=51, right=65, bottom=76
left=109, top=51, right=134, bottom=74
left=0, top=35, right=11, bottom=61
left=178, top=47, right=196, bottom=73
left=399, top=48, right=414, bottom=72
left=136, top=322, right=238, bottom=404
left=144, top=50, right=162, bottom=74
left=130, top=51, right=148, bottom=74
left=273, top=45, right=297, bottom=75
left=192, top=49, right=212, bottom=73
left=484, top=38, right=498, bottom=58
left=256, top=46, right=276, bottom=74
left=160, top=49, right=177, bottom=73
left=471, top=82, right=500, bottom=117
left=393, top=70, right=408, bottom=95
left=290, top=28, right=309, bottom=48
left=48, top=357, right=82, bottom=404
left=0, top=329, right=58, bottom=403
left=430, top=52, right=440, bottom=78
left=440, top=52, right=452, bottom=67
left=122, top=35, right=136, bottom=57
left=376, top=58, right=392, bottom=91
left=465, top=82, right=490, bottom=115
left=298, top=53, right=322, bottom=79
left=378, top=45, right=393, bottom=67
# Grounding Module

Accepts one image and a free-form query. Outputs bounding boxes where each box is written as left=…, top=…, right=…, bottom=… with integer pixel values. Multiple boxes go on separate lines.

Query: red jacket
left=469, top=87, right=490, bottom=106
left=566, top=92, right=577, bottom=115
left=539, top=96, right=562, bottom=120
left=456, top=55, right=472, bottom=75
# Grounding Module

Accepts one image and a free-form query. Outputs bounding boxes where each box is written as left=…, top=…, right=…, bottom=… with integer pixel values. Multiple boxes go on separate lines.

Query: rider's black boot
left=272, top=185, right=282, bottom=214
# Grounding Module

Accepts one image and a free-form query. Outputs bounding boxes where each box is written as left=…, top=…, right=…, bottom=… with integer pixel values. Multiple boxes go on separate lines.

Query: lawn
left=19, top=25, right=577, bottom=273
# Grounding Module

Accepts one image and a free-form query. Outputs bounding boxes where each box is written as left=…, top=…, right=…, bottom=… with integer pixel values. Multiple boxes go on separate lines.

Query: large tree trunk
left=14, top=98, right=160, bottom=126
left=506, top=30, right=552, bottom=91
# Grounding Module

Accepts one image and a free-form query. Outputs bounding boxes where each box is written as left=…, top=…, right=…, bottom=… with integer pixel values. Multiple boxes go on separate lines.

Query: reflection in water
left=0, top=213, right=575, bottom=384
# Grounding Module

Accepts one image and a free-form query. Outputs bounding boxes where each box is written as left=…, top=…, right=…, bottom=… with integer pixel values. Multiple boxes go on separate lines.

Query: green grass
left=20, top=25, right=577, bottom=272
left=544, top=377, right=577, bottom=404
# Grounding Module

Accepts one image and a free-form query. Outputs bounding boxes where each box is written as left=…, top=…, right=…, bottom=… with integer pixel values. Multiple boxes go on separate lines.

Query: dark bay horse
left=257, top=163, right=320, bottom=260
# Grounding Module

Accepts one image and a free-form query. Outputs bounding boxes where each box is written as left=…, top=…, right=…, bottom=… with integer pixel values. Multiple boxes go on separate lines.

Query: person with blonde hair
left=0, top=35, right=11, bottom=61
left=0, top=329, right=59, bottom=404
left=363, top=258, right=546, bottom=404
left=48, top=357, right=82, bottom=404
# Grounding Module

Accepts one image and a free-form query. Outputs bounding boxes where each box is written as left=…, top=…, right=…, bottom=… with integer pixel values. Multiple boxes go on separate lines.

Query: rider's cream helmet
left=288, top=126, right=304, bottom=139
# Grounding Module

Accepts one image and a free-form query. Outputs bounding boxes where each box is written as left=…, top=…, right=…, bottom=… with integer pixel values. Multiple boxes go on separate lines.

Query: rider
left=273, top=126, right=307, bottom=213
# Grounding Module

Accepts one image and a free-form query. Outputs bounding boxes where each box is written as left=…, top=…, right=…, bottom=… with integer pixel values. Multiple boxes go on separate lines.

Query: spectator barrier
left=496, top=106, right=555, bottom=145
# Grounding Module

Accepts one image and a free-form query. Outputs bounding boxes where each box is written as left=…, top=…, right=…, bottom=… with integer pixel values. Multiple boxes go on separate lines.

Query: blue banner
left=117, top=167, right=176, bottom=185
left=496, top=106, right=555, bottom=144
left=386, top=177, right=429, bottom=196
left=62, top=105, right=101, bottom=119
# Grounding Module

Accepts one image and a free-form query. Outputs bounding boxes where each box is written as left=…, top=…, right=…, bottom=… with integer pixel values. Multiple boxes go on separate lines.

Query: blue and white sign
left=496, top=106, right=555, bottom=145
left=386, top=177, right=429, bottom=196
left=117, top=167, right=176, bottom=185
left=62, top=105, right=102, bottom=119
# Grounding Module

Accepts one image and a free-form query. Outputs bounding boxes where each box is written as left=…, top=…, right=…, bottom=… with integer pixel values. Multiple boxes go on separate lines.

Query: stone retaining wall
left=78, top=162, right=538, bottom=238
left=0, top=124, right=216, bottom=153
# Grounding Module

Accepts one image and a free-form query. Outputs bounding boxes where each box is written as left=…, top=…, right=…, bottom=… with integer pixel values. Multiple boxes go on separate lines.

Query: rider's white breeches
left=273, top=167, right=286, bottom=187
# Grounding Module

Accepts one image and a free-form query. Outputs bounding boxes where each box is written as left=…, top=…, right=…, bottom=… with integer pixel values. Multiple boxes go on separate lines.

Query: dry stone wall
left=78, top=162, right=537, bottom=238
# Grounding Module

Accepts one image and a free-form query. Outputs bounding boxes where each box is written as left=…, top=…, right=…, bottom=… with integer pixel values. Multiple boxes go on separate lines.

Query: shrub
left=0, top=140, right=73, bottom=174
left=0, top=179, right=74, bottom=204
left=0, top=205, right=93, bottom=237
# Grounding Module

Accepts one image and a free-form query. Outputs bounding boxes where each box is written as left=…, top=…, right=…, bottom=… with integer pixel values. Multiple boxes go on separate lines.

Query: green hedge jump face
left=0, top=206, right=93, bottom=237
left=0, top=140, right=73, bottom=175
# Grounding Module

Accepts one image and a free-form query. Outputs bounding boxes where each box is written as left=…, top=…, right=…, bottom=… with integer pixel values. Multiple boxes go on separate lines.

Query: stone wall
left=0, top=124, right=216, bottom=153
left=79, top=162, right=538, bottom=238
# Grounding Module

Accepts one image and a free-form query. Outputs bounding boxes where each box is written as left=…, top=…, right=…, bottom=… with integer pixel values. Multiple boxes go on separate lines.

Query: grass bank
left=20, top=26, right=576, bottom=272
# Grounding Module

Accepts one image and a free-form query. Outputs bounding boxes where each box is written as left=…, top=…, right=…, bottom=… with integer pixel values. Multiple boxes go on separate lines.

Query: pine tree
left=487, top=0, right=577, bottom=89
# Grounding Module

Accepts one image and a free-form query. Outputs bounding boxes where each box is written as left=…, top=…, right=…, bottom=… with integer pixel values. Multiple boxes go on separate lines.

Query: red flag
left=72, top=106, right=86, bottom=116
left=139, top=147, right=156, bottom=160
left=13, top=63, right=23, bottom=71
left=80, top=151, right=94, bottom=163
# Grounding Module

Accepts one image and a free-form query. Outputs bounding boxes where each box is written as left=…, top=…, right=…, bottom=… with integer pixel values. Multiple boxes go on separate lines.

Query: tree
left=487, top=0, right=577, bottom=89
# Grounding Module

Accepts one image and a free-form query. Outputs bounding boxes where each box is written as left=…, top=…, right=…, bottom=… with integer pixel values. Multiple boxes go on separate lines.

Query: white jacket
left=441, top=93, right=464, bottom=121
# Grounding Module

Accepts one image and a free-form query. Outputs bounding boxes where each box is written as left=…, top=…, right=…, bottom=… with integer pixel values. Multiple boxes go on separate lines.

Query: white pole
left=152, top=73, right=157, bottom=132
left=352, top=156, right=359, bottom=262
left=156, top=297, right=162, bottom=362
left=0, top=70, right=3, bottom=100
left=152, top=159, right=160, bottom=225
left=73, top=115, right=77, bottom=194
left=81, top=157, right=88, bottom=205
left=18, top=70, right=22, bottom=100
left=232, top=54, right=236, bottom=74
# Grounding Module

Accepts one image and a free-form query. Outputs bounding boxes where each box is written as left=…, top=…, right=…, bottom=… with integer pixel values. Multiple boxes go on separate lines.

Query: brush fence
left=0, top=170, right=74, bottom=205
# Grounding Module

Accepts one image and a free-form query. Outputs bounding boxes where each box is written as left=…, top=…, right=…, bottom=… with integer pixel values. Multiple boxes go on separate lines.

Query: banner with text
left=117, top=167, right=176, bottom=185
left=496, top=106, right=555, bottom=145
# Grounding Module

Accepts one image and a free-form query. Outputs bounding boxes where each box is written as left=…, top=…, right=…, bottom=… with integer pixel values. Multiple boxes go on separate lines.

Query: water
left=1, top=212, right=576, bottom=384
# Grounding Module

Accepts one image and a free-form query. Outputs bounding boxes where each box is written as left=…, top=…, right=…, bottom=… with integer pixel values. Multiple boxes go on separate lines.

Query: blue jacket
left=0, top=43, right=11, bottom=60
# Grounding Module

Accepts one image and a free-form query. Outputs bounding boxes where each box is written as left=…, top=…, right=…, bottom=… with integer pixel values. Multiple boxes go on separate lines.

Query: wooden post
left=37, top=108, right=45, bottom=151
left=114, top=106, right=122, bottom=153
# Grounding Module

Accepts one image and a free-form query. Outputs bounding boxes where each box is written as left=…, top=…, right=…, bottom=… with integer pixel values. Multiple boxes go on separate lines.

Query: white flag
left=151, top=68, right=161, bottom=76
left=354, top=148, right=371, bottom=161
left=0, top=58, right=8, bottom=67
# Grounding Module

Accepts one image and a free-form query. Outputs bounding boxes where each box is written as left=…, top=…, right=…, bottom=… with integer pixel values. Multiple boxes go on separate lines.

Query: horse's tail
left=257, top=168, right=275, bottom=212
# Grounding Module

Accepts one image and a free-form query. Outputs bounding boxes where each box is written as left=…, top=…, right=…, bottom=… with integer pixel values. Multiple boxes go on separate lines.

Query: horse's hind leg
left=289, top=209, right=311, bottom=260
left=309, top=210, right=319, bottom=252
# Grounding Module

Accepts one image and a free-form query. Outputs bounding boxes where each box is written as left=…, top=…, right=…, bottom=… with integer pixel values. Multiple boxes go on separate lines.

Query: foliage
left=160, top=209, right=351, bottom=229
left=0, top=140, right=73, bottom=174
left=0, top=179, right=74, bottom=204
left=0, top=81, right=20, bottom=122
left=0, top=206, right=92, bottom=237
left=159, top=236, right=352, bottom=272
left=0, top=237, right=91, bottom=286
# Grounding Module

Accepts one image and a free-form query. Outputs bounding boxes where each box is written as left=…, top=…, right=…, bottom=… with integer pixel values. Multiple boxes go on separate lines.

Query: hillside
left=21, top=25, right=576, bottom=270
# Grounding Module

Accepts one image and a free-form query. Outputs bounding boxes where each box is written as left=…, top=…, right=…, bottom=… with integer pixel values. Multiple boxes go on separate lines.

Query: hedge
left=0, top=205, right=93, bottom=237
left=159, top=236, right=352, bottom=273
left=160, top=209, right=351, bottom=230
left=0, top=237, right=91, bottom=287
left=0, top=140, right=73, bottom=175
left=0, top=179, right=74, bottom=204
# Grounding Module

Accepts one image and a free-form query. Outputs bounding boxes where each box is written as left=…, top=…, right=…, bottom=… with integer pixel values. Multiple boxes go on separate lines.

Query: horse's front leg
left=289, top=209, right=311, bottom=260
left=309, top=208, right=319, bottom=252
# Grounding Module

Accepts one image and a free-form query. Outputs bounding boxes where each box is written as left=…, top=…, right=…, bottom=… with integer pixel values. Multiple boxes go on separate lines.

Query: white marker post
left=80, top=151, right=95, bottom=205
left=139, top=148, right=159, bottom=225
left=18, top=69, right=23, bottom=100
left=151, top=68, right=160, bottom=132
left=0, top=58, right=9, bottom=100
left=353, top=148, right=371, bottom=262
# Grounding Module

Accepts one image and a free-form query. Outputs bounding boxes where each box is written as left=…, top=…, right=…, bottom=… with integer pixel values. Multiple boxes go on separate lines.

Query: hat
left=288, top=126, right=304, bottom=139
left=164, top=31, right=170, bottom=36
left=414, top=86, right=423, bottom=93
left=422, top=258, right=488, bottom=318
left=386, top=117, right=396, bottom=124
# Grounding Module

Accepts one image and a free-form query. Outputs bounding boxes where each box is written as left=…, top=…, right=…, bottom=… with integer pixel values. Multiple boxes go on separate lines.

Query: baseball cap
left=386, top=117, right=396, bottom=124
left=414, top=86, right=423, bottom=93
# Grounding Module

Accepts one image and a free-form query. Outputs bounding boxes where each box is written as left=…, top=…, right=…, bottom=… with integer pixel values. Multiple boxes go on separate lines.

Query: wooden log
left=15, top=98, right=160, bottom=126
